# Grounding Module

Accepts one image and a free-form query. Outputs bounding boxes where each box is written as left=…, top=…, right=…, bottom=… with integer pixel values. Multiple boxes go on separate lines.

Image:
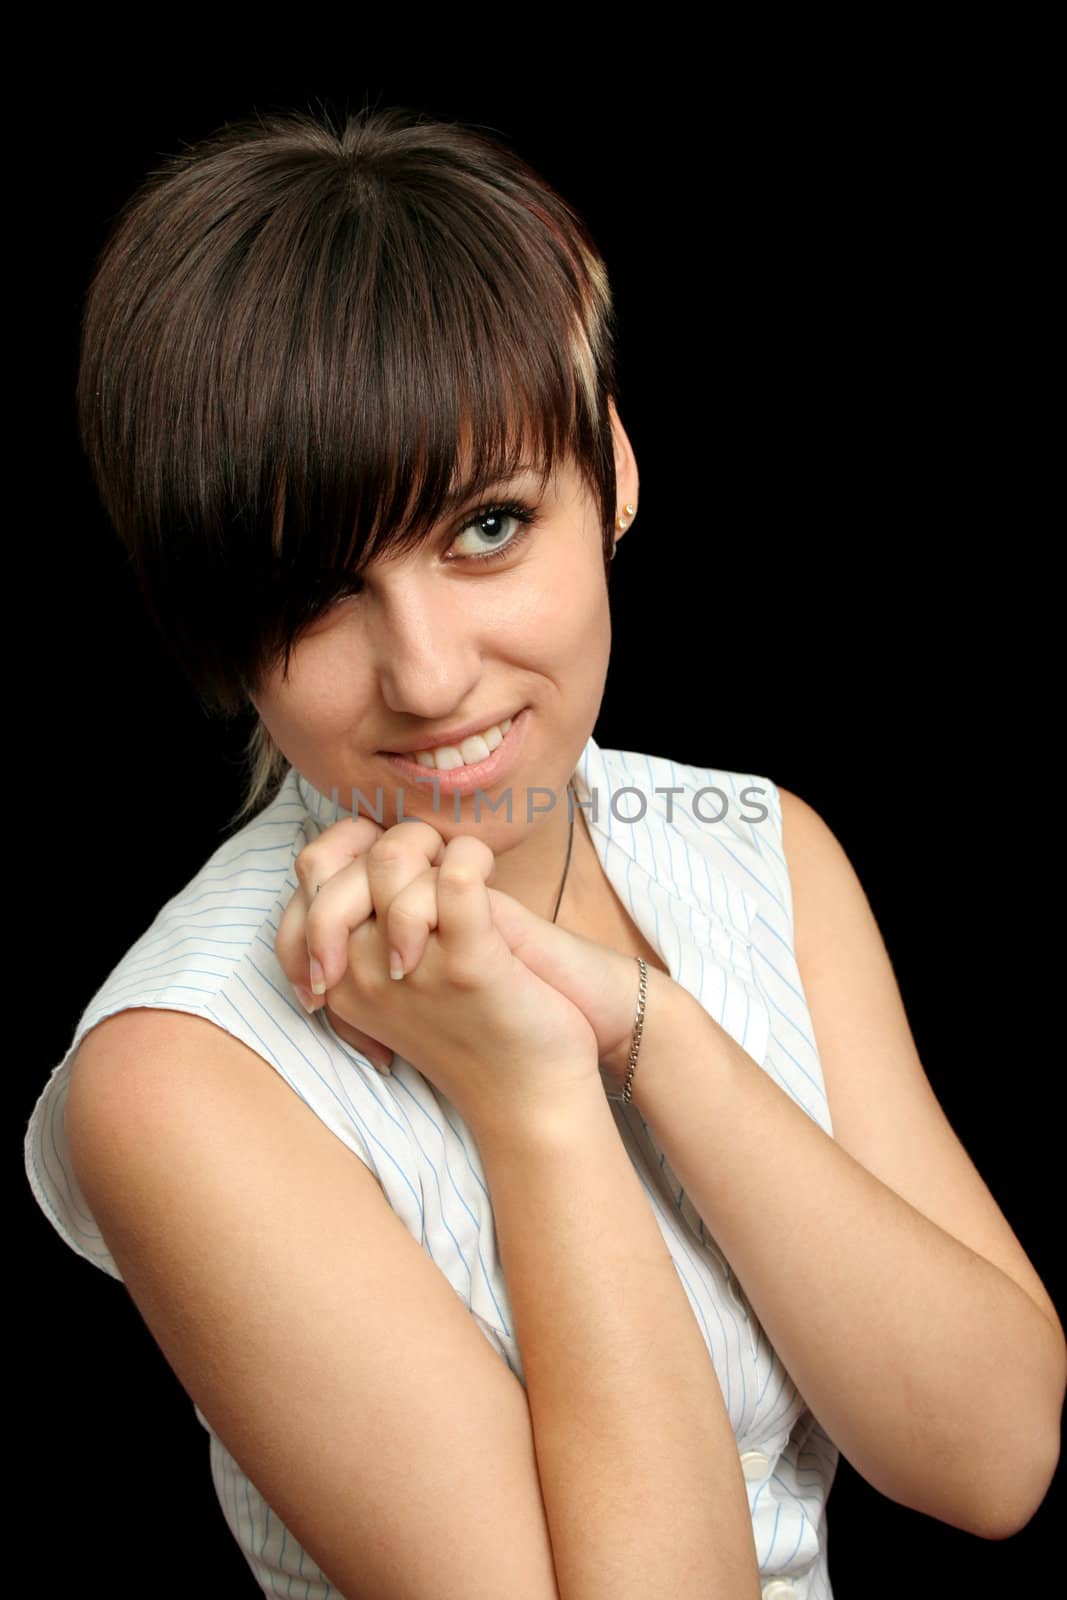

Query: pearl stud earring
left=610, top=503, right=637, bottom=560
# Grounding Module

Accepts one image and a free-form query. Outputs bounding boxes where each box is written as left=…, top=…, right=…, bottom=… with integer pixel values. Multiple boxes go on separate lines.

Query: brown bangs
left=75, top=104, right=618, bottom=818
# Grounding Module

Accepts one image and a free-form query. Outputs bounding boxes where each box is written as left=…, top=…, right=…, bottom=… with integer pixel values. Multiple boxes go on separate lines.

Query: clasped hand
left=273, top=812, right=643, bottom=1126
left=274, top=815, right=644, bottom=1130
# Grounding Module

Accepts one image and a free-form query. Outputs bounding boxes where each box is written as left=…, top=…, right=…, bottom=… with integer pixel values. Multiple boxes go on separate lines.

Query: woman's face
left=251, top=405, right=639, bottom=868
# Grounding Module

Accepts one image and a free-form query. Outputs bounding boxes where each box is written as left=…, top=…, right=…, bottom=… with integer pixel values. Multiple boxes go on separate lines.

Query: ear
left=608, top=398, right=640, bottom=547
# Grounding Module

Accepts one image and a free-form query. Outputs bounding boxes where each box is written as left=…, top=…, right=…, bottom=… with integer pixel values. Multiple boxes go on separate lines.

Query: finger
left=485, top=885, right=543, bottom=954
left=434, top=835, right=498, bottom=982
left=294, top=981, right=326, bottom=1015
left=323, top=1011, right=395, bottom=1075
left=293, top=815, right=385, bottom=902
left=292, top=815, right=383, bottom=997
left=275, top=886, right=325, bottom=1002
left=277, top=854, right=374, bottom=999
left=304, top=855, right=375, bottom=993
left=364, top=821, right=448, bottom=927
left=384, top=867, right=440, bottom=979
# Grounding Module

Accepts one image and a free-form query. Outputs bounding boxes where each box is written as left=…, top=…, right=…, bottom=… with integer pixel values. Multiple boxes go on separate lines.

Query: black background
left=18, top=39, right=1061, bottom=1598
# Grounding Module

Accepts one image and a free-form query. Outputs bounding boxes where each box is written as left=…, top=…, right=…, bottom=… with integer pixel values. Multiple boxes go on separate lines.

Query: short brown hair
left=76, top=104, right=619, bottom=823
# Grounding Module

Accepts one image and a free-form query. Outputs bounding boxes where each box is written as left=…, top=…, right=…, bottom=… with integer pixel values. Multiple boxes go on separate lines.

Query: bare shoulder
left=774, top=786, right=859, bottom=963
left=68, top=1005, right=320, bottom=1148
left=775, top=784, right=819, bottom=845
left=773, top=787, right=1063, bottom=1339
left=66, top=1006, right=561, bottom=1600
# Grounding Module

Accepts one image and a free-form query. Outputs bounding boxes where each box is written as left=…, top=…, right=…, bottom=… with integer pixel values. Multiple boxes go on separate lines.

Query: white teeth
left=409, top=715, right=516, bottom=770
left=459, top=733, right=492, bottom=764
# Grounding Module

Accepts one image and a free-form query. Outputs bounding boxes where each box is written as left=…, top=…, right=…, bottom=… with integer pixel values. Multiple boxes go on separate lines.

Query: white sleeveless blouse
left=25, top=733, right=838, bottom=1598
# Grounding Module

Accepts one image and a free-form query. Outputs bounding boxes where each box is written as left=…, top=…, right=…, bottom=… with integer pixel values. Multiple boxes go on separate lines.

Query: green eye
left=449, top=500, right=539, bottom=564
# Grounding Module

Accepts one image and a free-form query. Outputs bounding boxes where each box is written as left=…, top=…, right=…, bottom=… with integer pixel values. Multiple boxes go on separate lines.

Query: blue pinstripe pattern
left=25, top=735, right=838, bottom=1597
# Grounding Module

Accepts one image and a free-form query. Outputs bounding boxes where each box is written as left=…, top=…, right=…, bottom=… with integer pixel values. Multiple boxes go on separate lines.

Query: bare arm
left=469, top=1078, right=762, bottom=1599
left=66, top=1008, right=760, bottom=1599
left=608, top=791, right=1065, bottom=1539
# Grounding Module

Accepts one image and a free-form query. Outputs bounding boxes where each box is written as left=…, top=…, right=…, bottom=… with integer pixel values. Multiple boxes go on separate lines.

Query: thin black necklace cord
left=551, top=779, right=576, bottom=925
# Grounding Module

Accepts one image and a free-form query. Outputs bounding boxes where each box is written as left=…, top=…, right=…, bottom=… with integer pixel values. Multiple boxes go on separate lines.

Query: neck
left=485, top=780, right=589, bottom=924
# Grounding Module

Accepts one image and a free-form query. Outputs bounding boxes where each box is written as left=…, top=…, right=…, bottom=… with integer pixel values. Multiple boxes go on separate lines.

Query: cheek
left=254, top=646, right=368, bottom=749
left=554, top=545, right=611, bottom=643
left=510, top=578, right=607, bottom=672
left=512, top=519, right=609, bottom=639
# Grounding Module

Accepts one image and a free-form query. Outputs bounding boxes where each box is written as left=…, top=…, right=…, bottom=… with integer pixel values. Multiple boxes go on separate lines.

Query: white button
left=739, top=1449, right=770, bottom=1481
left=762, top=1582, right=795, bottom=1599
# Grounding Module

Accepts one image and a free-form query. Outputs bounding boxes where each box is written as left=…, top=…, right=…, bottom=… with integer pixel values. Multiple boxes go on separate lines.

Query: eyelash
left=318, top=498, right=538, bottom=612
left=448, top=499, right=540, bottom=565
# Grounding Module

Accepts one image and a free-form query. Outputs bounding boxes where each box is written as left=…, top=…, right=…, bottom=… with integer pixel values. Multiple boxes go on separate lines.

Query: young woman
left=25, top=105, right=1064, bottom=1599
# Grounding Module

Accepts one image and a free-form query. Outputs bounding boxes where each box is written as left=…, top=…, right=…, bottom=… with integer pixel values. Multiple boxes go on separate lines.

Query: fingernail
left=295, top=983, right=320, bottom=1013
left=389, top=948, right=405, bottom=980
left=372, top=1051, right=393, bottom=1076
left=309, top=955, right=326, bottom=995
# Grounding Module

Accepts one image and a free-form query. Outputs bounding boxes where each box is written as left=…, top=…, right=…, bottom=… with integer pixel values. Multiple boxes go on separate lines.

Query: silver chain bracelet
left=606, top=956, right=648, bottom=1105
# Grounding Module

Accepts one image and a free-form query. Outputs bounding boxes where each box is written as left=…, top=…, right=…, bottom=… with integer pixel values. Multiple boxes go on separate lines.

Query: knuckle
left=388, top=901, right=425, bottom=932
left=441, top=835, right=494, bottom=875
left=445, top=954, right=484, bottom=992
left=317, top=815, right=380, bottom=849
left=389, top=820, right=445, bottom=862
left=367, top=839, right=408, bottom=871
left=470, top=838, right=496, bottom=874
left=338, top=815, right=384, bottom=843
left=438, top=864, right=480, bottom=892
left=294, top=849, right=325, bottom=895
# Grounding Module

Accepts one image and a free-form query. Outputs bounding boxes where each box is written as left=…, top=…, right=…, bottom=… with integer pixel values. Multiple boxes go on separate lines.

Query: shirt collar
left=293, top=729, right=769, bottom=1065
left=291, top=728, right=759, bottom=961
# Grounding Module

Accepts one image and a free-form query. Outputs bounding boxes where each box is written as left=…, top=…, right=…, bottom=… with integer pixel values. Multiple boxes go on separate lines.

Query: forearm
left=619, top=973, right=1066, bottom=1538
left=472, top=1077, right=761, bottom=1600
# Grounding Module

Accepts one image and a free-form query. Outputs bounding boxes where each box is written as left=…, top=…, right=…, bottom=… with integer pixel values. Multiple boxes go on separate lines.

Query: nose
left=363, top=562, right=483, bottom=722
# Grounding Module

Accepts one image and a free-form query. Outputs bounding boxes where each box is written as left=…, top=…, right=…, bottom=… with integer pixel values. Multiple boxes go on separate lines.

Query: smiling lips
left=379, top=708, right=529, bottom=796
left=382, top=711, right=518, bottom=770
left=403, top=715, right=515, bottom=771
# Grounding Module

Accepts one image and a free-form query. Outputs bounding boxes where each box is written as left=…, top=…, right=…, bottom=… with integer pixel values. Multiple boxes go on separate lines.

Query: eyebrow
left=439, top=462, right=545, bottom=513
